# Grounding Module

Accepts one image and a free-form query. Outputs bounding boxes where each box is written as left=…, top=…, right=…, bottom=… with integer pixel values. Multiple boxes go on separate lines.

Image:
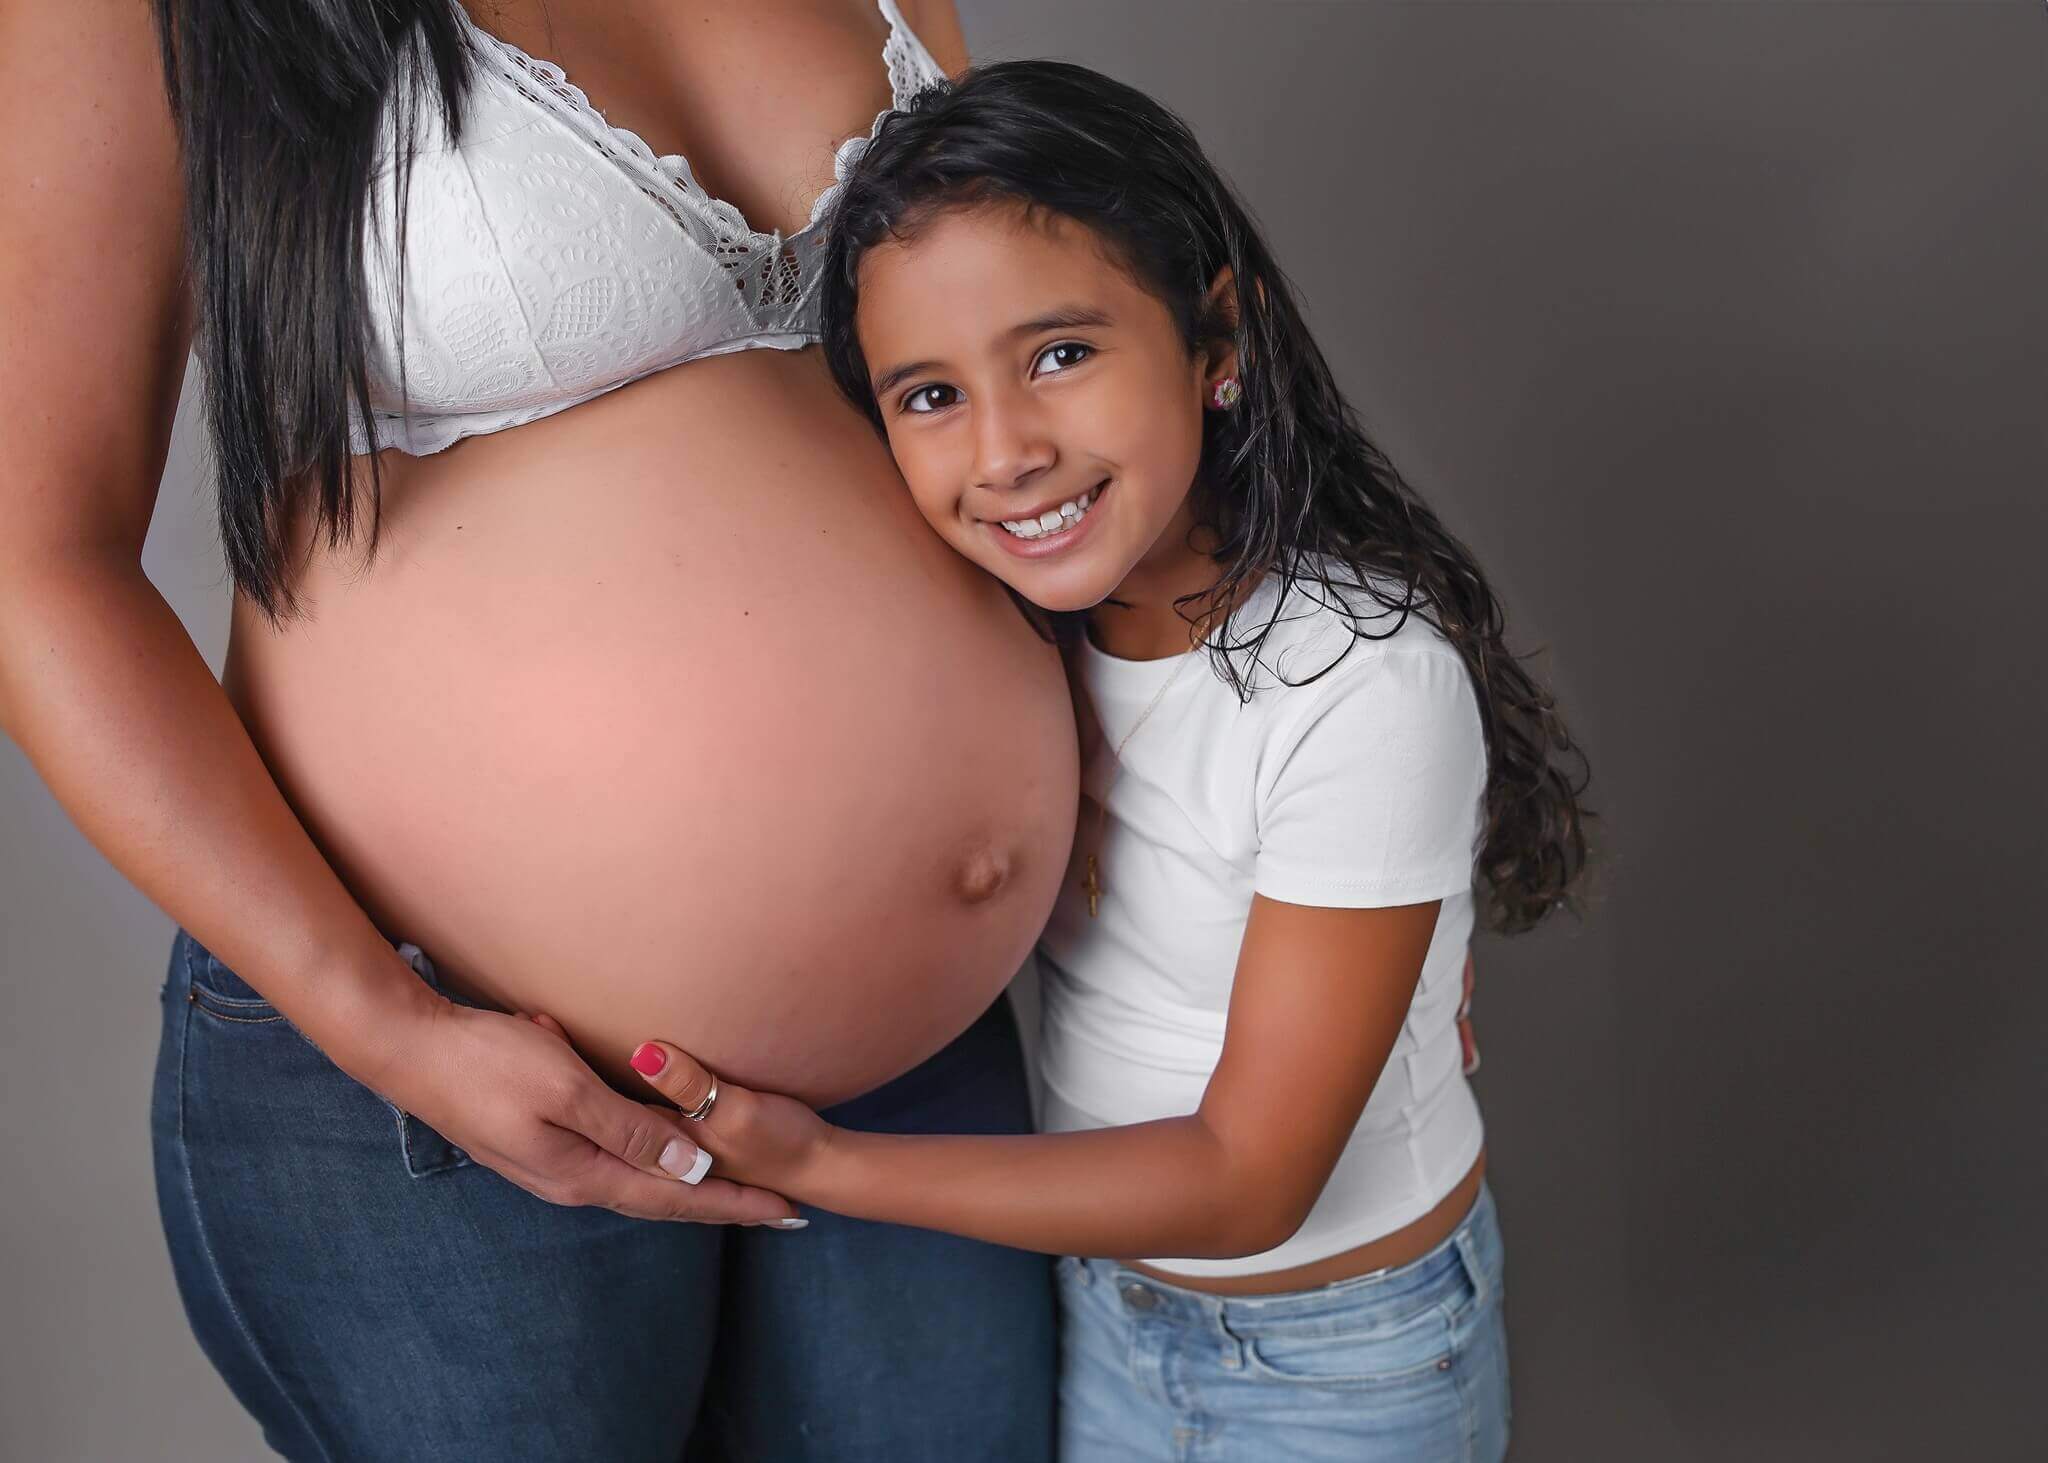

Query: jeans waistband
left=174, top=926, right=1022, bottom=1140
left=1072, top=1180, right=1500, bottom=1326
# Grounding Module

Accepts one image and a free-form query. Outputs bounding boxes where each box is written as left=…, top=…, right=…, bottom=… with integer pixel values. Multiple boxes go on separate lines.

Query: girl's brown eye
left=905, top=384, right=958, bottom=414
left=1034, top=342, right=1093, bottom=376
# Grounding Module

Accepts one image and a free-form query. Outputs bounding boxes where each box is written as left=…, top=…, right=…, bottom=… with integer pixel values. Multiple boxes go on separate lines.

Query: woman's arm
left=631, top=896, right=1441, bottom=1257
left=0, top=0, right=790, bottom=1225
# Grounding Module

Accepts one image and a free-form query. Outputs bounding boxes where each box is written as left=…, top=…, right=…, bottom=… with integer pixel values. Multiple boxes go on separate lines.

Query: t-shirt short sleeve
left=1253, top=646, right=1486, bottom=908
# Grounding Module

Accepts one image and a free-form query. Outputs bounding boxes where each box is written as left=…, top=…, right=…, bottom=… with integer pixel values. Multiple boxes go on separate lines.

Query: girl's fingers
left=629, top=1040, right=720, bottom=1122
left=530, top=1012, right=569, bottom=1040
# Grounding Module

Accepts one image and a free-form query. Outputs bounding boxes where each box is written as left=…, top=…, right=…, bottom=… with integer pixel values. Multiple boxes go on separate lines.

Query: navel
left=953, top=844, right=1012, bottom=905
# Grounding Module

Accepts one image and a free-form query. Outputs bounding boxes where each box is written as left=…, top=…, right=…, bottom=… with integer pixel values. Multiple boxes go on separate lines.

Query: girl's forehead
left=864, top=203, right=1109, bottom=287
left=855, top=206, right=1151, bottom=341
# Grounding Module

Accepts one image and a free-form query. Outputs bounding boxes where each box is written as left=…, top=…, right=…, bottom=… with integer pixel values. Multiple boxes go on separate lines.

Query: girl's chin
left=983, top=555, right=1121, bottom=614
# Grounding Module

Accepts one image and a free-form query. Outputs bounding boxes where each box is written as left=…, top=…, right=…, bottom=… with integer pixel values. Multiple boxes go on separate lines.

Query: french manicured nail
left=659, top=1138, right=712, bottom=1184
left=770, top=1218, right=808, bottom=1230
left=631, top=1042, right=666, bottom=1076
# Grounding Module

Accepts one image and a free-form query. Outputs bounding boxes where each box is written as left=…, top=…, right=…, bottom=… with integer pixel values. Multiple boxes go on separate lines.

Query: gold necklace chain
left=1081, top=650, right=1197, bottom=918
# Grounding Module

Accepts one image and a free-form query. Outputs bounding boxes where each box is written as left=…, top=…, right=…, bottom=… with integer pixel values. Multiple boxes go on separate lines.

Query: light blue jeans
left=1057, top=1181, right=1509, bottom=1462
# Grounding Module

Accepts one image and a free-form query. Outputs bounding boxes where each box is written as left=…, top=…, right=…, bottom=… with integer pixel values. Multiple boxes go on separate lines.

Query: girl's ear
left=1199, top=265, right=1263, bottom=397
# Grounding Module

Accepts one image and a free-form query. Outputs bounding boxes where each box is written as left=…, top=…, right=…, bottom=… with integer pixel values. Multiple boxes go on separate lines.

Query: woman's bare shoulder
left=898, top=0, right=970, bottom=77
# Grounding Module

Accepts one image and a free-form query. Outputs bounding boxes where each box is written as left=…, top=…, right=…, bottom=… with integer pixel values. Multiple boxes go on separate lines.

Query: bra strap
left=876, top=0, right=950, bottom=104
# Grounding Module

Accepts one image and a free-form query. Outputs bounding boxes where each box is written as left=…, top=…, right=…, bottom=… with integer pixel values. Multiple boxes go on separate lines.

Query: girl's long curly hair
left=819, top=60, right=1591, bottom=933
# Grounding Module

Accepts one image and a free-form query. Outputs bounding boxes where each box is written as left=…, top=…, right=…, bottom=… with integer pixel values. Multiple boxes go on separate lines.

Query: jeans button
left=1120, top=1283, right=1160, bottom=1311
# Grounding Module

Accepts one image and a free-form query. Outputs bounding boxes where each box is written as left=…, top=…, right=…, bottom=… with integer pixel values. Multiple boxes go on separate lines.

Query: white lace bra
left=348, top=0, right=948, bottom=457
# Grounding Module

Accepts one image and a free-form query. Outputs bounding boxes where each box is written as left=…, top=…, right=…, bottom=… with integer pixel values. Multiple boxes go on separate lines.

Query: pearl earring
left=1209, top=376, right=1242, bottom=410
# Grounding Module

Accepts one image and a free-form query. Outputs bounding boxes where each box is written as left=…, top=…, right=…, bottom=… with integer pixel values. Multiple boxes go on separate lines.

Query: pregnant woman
left=0, top=2, right=1071, bottom=1458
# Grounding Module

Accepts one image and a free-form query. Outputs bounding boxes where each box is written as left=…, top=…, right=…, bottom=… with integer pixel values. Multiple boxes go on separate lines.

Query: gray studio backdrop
left=4, top=3, right=2043, bottom=1459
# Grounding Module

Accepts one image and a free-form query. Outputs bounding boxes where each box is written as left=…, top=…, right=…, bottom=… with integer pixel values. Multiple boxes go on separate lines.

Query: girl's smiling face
left=855, top=201, right=1234, bottom=614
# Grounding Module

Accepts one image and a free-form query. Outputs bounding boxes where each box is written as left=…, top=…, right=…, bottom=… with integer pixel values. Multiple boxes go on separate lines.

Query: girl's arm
left=629, top=896, right=1441, bottom=1258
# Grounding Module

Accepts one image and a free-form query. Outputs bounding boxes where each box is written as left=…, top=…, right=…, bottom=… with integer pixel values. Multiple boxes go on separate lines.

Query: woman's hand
left=618, top=1033, right=837, bottom=1197
left=357, top=989, right=803, bottom=1225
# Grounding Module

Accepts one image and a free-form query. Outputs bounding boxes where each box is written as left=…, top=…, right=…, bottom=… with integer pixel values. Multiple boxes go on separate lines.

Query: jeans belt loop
left=1452, top=1217, right=1490, bottom=1311
left=395, top=940, right=439, bottom=989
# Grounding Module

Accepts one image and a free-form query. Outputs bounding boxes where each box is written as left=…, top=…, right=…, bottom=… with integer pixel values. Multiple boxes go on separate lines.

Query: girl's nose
left=970, top=394, right=1056, bottom=492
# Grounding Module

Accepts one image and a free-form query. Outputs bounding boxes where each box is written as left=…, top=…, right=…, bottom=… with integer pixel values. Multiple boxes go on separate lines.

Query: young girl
left=597, top=60, right=1589, bottom=1461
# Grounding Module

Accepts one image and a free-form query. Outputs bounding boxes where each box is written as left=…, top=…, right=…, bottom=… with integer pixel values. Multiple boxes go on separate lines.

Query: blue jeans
left=151, top=928, right=1055, bottom=1461
left=1057, top=1182, right=1510, bottom=1462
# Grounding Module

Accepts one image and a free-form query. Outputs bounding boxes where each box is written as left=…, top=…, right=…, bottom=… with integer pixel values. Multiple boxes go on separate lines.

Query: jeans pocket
left=1232, top=1247, right=1479, bottom=1391
left=176, top=931, right=474, bottom=1179
left=392, top=1110, right=474, bottom=1178
left=184, top=948, right=297, bottom=1030
left=1239, top=1302, right=1457, bottom=1389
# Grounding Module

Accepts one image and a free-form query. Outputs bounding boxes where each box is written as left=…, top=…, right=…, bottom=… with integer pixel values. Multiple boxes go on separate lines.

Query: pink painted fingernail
left=631, top=1043, right=666, bottom=1076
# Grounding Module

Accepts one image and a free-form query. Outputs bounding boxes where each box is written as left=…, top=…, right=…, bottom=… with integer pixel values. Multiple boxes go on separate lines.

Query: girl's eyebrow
left=870, top=305, right=1117, bottom=399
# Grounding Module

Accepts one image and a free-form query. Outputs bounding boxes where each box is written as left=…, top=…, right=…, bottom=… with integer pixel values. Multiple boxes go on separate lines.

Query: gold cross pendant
left=1082, top=855, right=1102, bottom=918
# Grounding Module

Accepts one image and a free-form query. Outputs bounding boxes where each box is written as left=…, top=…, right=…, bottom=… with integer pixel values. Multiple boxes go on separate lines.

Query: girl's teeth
left=1001, top=489, right=1096, bottom=539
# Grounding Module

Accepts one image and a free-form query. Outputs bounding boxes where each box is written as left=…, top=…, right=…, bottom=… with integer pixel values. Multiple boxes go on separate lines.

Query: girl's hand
left=617, top=1032, right=836, bottom=1195
left=360, top=994, right=802, bottom=1225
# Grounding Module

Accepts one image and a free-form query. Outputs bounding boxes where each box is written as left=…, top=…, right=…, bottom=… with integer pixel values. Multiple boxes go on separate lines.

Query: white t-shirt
left=1036, top=568, right=1488, bottom=1277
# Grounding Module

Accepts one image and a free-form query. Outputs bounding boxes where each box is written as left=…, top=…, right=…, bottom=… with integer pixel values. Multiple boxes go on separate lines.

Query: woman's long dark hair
left=819, top=61, right=1591, bottom=933
left=153, top=0, right=473, bottom=620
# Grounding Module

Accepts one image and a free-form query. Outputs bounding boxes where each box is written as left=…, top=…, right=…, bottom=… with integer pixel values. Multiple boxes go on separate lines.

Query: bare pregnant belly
left=227, top=351, right=1078, bottom=1105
